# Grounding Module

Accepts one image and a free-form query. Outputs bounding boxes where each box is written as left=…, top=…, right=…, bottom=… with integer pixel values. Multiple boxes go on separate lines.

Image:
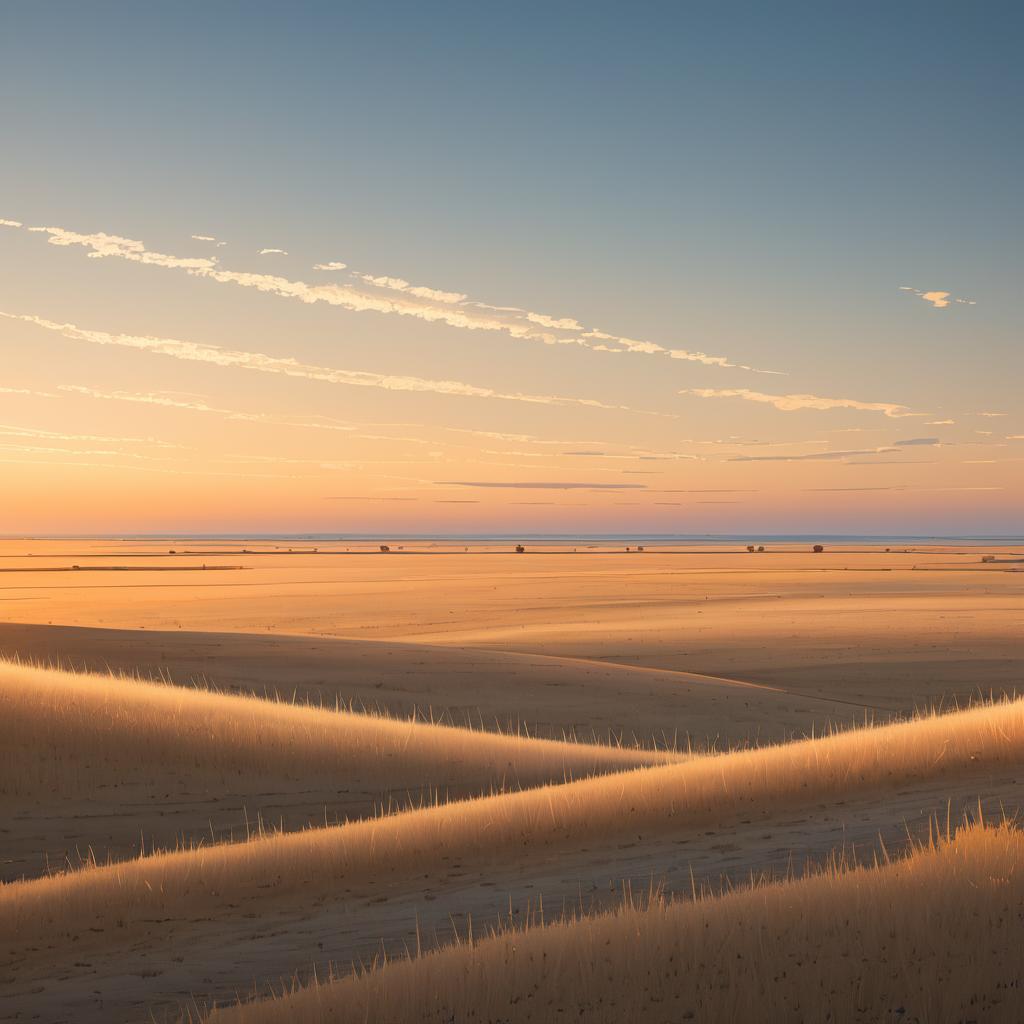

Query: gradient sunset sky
left=1, top=1, right=1021, bottom=535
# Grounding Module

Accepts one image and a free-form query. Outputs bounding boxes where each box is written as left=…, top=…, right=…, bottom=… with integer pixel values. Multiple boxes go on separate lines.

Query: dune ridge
left=204, top=820, right=1024, bottom=1023
left=0, top=659, right=675, bottom=801
left=3, top=693, right=1022, bottom=956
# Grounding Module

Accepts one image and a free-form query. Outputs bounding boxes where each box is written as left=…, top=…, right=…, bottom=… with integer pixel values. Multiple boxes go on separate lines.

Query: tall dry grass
left=204, top=820, right=1024, bottom=1024
left=0, top=659, right=674, bottom=801
left=2, top=695, right=1022, bottom=955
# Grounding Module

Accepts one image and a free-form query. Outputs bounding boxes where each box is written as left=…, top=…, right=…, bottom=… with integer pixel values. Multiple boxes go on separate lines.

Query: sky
left=1, top=1, right=1021, bottom=535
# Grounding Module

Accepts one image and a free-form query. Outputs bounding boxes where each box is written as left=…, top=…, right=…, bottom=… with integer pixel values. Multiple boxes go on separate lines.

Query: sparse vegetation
left=4, top=694, right=1023, bottom=957
left=0, top=661, right=675, bottom=802
left=205, top=820, right=1024, bottom=1024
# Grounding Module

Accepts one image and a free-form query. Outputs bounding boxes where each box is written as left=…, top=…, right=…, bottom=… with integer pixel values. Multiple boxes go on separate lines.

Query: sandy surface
left=1, top=539, right=1022, bottom=1022
left=4, top=770, right=1019, bottom=1024
left=1, top=542, right=1020, bottom=710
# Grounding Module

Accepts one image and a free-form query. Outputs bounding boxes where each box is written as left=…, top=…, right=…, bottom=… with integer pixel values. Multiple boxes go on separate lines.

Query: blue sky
left=1, top=1, right=1020, bottom=533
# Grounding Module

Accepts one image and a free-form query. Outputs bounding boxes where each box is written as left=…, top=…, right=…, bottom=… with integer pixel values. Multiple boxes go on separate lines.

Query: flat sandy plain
left=1, top=538, right=1022, bottom=1022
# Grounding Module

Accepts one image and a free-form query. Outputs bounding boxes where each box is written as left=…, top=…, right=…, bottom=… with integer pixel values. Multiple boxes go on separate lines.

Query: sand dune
left=1, top=660, right=674, bottom=882
left=0, top=622, right=856, bottom=749
left=205, top=821, right=1024, bottom=1024
left=1, top=660, right=671, bottom=798
left=4, top=694, right=1023, bottom=960
left=2, top=544, right=1019, bottom=716
left=1, top=544, right=1020, bottom=1021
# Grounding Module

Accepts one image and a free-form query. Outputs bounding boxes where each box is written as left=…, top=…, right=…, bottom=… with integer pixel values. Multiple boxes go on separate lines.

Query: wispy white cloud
left=0, top=422, right=183, bottom=449
left=8, top=218, right=778, bottom=374
left=59, top=385, right=643, bottom=455
left=683, top=387, right=918, bottom=418
left=561, top=449, right=700, bottom=462
left=258, top=248, right=289, bottom=255
left=976, top=411, right=1007, bottom=418
left=0, top=453, right=309, bottom=480
left=26, top=224, right=218, bottom=270
left=191, top=234, right=226, bottom=246
left=325, top=495, right=419, bottom=501
left=4, top=310, right=641, bottom=413
left=899, top=286, right=976, bottom=308
left=0, top=218, right=23, bottom=228
left=353, top=272, right=467, bottom=305
left=804, top=486, right=907, bottom=492
left=437, top=480, right=648, bottom=490
left=0, top=440, right=174, bottom=461
left=528, top=312, right=583, bottom=331
left=730, top=447, right=899, bottom=462
left=314, top=261, right=348, bottom=271
left=926, top=419, right=955, bottom=426
left=0, top=385, right=59, bottom=398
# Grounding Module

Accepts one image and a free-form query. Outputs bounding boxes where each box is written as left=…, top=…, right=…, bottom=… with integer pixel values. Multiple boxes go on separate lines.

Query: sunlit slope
left=206, top=821, right=1024, bottom=1024
left=0, top=659, right=677, bottom=879
left=0, top=622, right=854, bottom=749
left=3, top=696, right=1023, bottom=955
left=0, top=659, right=675, bottom=800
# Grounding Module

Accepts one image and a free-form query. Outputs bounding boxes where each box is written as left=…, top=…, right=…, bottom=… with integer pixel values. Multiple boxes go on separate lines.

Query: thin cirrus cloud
left=191, top=235, right=226, bottom=247
left=57, top=384, right=368, bottom=435
left=0, top=422, right=182, bottom=449
left=58, top=385, right=649, bottom=455
left=2, top=311, right=642, bottom=413
left=0, top=440, right=173, bottom=461
left=313, top=261, right=348, bottom=271
left=258, top=248, right=289, bottom=255
left=353, top=272, right=467, bottom=305
left=893, top=437, right=940, bottom=447
left=729, top=447, right=899, bottom=462
left=561, top=449, right=699, bottom=462
left=326, top=495, right=419, bottom=501
left=898, top=286, right=976, bottom=309
left=437, top=481, right=648, bottom=490
left=3, top=218, right=779, bottom=373
left=1, top=385, right=56, bottom=396
left=683, top=388, right=918, bottom=418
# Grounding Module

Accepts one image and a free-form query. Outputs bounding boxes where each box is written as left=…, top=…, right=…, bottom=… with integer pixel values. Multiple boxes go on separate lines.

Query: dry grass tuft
left=0, top=659, right=676, bottom=801
left=205, top=819, right=1024, bottom=1023
left=2, top=693, right=1023, bottom=958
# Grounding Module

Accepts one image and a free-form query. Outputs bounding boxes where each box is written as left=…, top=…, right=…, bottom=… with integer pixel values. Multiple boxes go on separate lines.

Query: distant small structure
left=746, top=545, right=755, bottom=552
left=515, top=544, right=525, bottom=553
left=981, top=555, right=996, bottom=563
left=757, top=545, right=765, bottom=552
left=813, top=544, right=824, bottom=553
left=637, top=545, right=644, bottom=552
left=168, top=549, right=176, bottom=554
left=379, top=544, right=391, bottom=553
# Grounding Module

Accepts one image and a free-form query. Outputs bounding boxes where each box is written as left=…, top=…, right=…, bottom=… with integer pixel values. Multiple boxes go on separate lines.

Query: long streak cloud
left=3, top=218, right=779, bottom=373
left=682, top=387, right=918, bottom=418
left=1, top=311, right=641, bottom=412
